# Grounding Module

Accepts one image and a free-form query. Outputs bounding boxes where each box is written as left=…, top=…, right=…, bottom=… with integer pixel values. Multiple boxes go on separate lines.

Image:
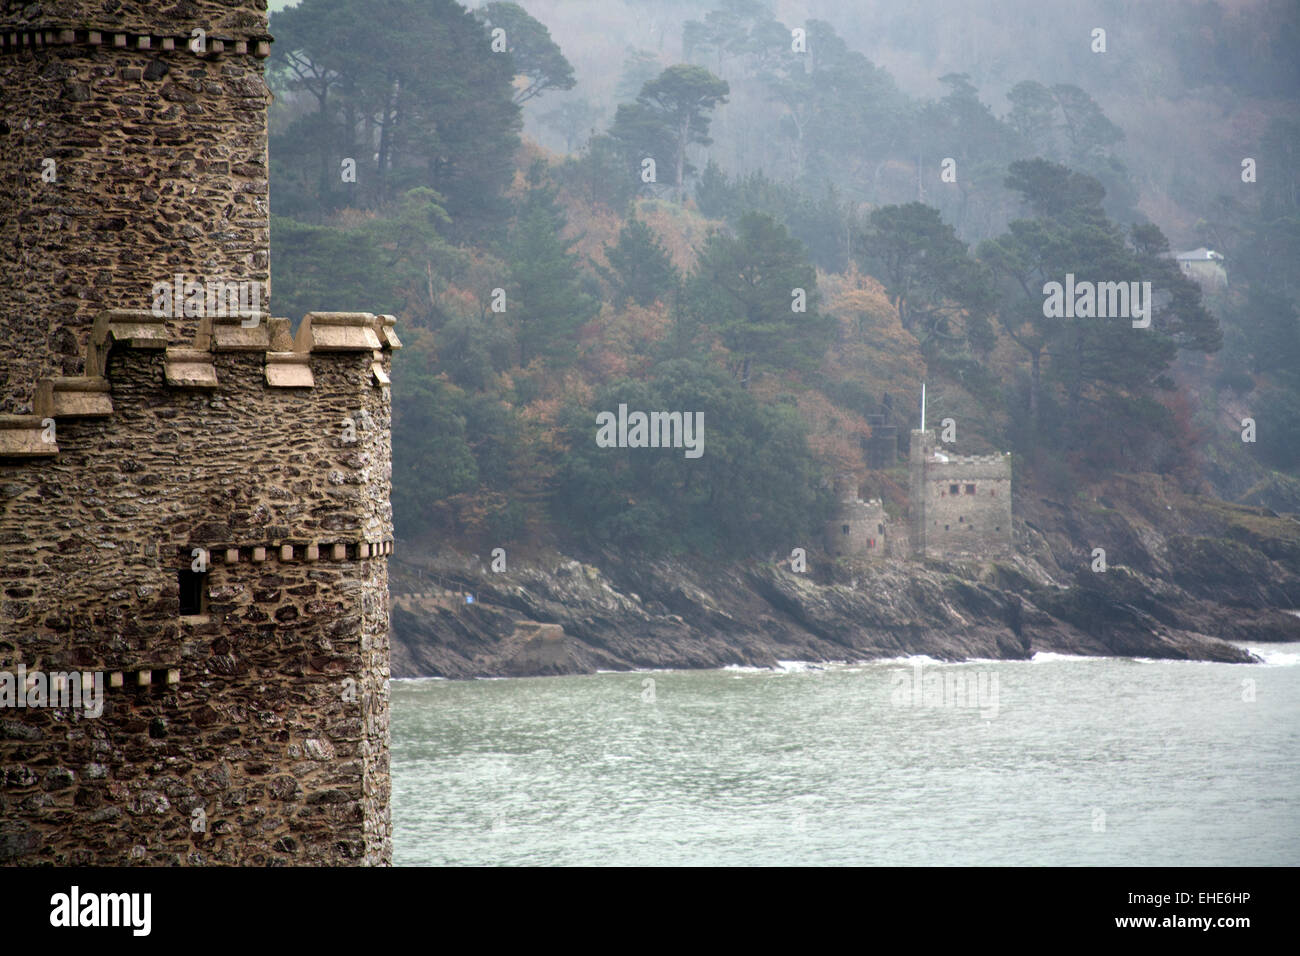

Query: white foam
left=1028, top=651, right=1101, bottom=662
left=1246, top=647, right=1299, bottom=666
left=391, top=675, right=448, bottom=683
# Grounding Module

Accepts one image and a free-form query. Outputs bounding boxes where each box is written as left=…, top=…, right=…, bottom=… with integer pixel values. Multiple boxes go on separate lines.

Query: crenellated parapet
left=925, top=453, right=1012, bottom=482
left=0, top=0, right=395, bottom=868
left=1, top=1, right=275, bottom=414
left=0, top=311, right=401, bottom=459
left=0, top=28, right=271, bottom=57
left=0, top=0, right=270, bottom=43
left=0, top=302, right=399, bottom=865
left=909, top=430, right=1014, bottom=559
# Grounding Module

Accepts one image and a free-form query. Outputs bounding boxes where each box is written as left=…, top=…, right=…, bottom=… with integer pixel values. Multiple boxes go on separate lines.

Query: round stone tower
left=0, top=0, right=273, bottom=413
left=0, top=2, right=395, bottom=866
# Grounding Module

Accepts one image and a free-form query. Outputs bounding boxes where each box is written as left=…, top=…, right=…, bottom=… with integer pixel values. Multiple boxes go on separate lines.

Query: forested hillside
left=266, top=0, right=1300, bottom=561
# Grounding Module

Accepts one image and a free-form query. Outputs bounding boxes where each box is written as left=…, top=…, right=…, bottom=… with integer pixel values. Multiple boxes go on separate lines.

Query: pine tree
left=506, top=163, right=598, bottom=368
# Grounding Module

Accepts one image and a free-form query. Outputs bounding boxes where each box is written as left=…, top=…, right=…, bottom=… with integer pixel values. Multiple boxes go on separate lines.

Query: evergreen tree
left=603, top=218, right=679, bottom=308
left=270, top=0, right=521, bottom=238
left=691, top=212, right=835, bottom=388
left=506, top=163, right=598, bottom=368
left=474, top=2, right=576, bottom=104
left=635, top=65, right=730, bottom=199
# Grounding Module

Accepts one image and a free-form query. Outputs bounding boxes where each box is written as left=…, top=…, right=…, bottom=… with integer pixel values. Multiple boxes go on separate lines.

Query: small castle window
left=949, top=484, right=959, bottom=495
left=958, top=516, right=964, bottom=523
left=965, top=484, right=975, bottom=495
left=842, top=524, right=850, bottom=535
left=878, top=524, right=884, bottom=534
left=944, top=524, right=949, bottom=531
left=178, top=569, right=207, bottom=616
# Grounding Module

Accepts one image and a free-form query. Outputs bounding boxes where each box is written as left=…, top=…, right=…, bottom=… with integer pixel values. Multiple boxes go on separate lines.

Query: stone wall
left=923, top=456, right=1013, bottom=557
left=1, top=6, right=271, bottom=414
left=1, top=2, right=396, bottom=866
left=825, top=488, right=894, bottom=558
left=0, top=313, right=398, bottom=865
left=908, top=431, right=1013, bottom=559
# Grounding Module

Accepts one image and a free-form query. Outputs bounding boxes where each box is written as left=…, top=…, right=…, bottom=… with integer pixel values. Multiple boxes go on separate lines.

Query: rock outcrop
left=390, top=474, right=1300, bottom=678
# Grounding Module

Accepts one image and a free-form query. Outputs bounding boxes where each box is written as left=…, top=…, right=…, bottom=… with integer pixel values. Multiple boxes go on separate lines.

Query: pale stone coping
left=0, top=414, right=59, bottom=457
left=929, top=454, right=1011, bottom=464
left=12, top=308, right=397, bottom=458
left=32, top=376, right=114, bottom=419
left=93, top=309, right=169, bottom=350
left=100, top=669, right=181, bottom=689
left=163, top=347, right=218, bottom=389
left=377, top=314, right=403, bottom=351
left=193, top=540, right=395, bottom=564
left=266, top=350, right=314, bottom=388
left=90, top=309, right=398, bottom=356
left=201, top=313, right=274, bottom=352
left=0, top=28, right=271, bottom=57
left=295, top=313, right=384, bottom=353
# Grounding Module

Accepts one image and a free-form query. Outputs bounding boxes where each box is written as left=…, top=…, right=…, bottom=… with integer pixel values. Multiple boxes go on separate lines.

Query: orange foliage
left=820, top=266, right=925, bottom=402
left=634, top=198, right=722, bottom=274
left=795, top=389, right=874, bottom=475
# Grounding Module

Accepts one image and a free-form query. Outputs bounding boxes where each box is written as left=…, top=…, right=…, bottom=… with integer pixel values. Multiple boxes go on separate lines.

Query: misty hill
left=265, top=0, right=1300, bottom=672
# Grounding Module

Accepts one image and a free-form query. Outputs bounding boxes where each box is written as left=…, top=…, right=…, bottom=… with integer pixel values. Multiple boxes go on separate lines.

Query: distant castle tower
left=824, top=473, right=892, bottom=558
left=1, top=2, right=396, bottom=865
left=908, top=429, right=1013, bottom=559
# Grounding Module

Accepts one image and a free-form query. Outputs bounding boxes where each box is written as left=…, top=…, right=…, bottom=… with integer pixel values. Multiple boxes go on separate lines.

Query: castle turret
left=1, top=1, right=274, bottom=414
left=1, top=3, right=395, bottom=865
left=908, top=429, right=1012, bottom=559
left=825, top=472, right=893, bottom=558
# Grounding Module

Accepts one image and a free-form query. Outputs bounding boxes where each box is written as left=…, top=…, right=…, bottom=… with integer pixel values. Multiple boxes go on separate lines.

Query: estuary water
left=391, top=645, right=1299, bottom=866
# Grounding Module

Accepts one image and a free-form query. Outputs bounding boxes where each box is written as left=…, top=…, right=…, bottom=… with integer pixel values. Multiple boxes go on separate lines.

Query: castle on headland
left=0, top=1, right=397, bottom=865
left=825, top=425, right=1013, bottom=561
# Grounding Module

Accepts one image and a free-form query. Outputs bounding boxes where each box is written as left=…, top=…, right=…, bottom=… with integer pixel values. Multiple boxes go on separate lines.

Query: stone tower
left=909, top=430, right=1012, bottom=559
left=825, top=473, right=892, bottom=558
left=0, top=1, right=397, bottom=865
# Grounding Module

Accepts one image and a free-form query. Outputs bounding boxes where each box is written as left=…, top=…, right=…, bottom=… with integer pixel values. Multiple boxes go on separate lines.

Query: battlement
left=929, top=453, right=1010, bottom=466
left=908, top=429, right=1013, bottom=558
left=826, top=473, right=896, bottom=558
left=0, top=311, right=400, bottom=459
left=0, top=1, right=396, bottom=866
left=0, top=27, right=271, bottom=57
left=925, top=453, right=1012, bottom=481
left=0, top=0, right=269, bottom=39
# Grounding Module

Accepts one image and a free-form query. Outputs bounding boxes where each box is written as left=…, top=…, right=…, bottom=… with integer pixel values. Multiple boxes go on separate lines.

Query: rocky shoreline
left=389, top=475, right=1300, bottom=679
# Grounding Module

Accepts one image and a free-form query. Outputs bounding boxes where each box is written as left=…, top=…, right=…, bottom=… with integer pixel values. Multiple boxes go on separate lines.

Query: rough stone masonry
left=0, top=1, right=396, bottom=865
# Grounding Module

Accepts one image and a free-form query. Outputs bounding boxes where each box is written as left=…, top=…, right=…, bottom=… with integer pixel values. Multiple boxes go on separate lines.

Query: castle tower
left=0, top=2, right=396, bottom=865
left=908, top=429, right=1012, bottom=560
left=1, top=1, right=274, bottom=414
left=825, top=472, right=891, bottom=558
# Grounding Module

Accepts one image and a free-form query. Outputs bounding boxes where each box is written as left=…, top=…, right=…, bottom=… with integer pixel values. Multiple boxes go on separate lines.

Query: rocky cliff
left=390, top=473, right=1300, bottom=678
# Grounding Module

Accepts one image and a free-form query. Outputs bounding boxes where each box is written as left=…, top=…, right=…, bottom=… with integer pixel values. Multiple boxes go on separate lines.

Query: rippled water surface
left=392, top=646, right=1299, bottom=865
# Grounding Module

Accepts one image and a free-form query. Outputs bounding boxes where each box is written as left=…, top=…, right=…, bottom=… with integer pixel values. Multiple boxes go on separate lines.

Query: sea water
left=392, top=645, right=1299, bottom=865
